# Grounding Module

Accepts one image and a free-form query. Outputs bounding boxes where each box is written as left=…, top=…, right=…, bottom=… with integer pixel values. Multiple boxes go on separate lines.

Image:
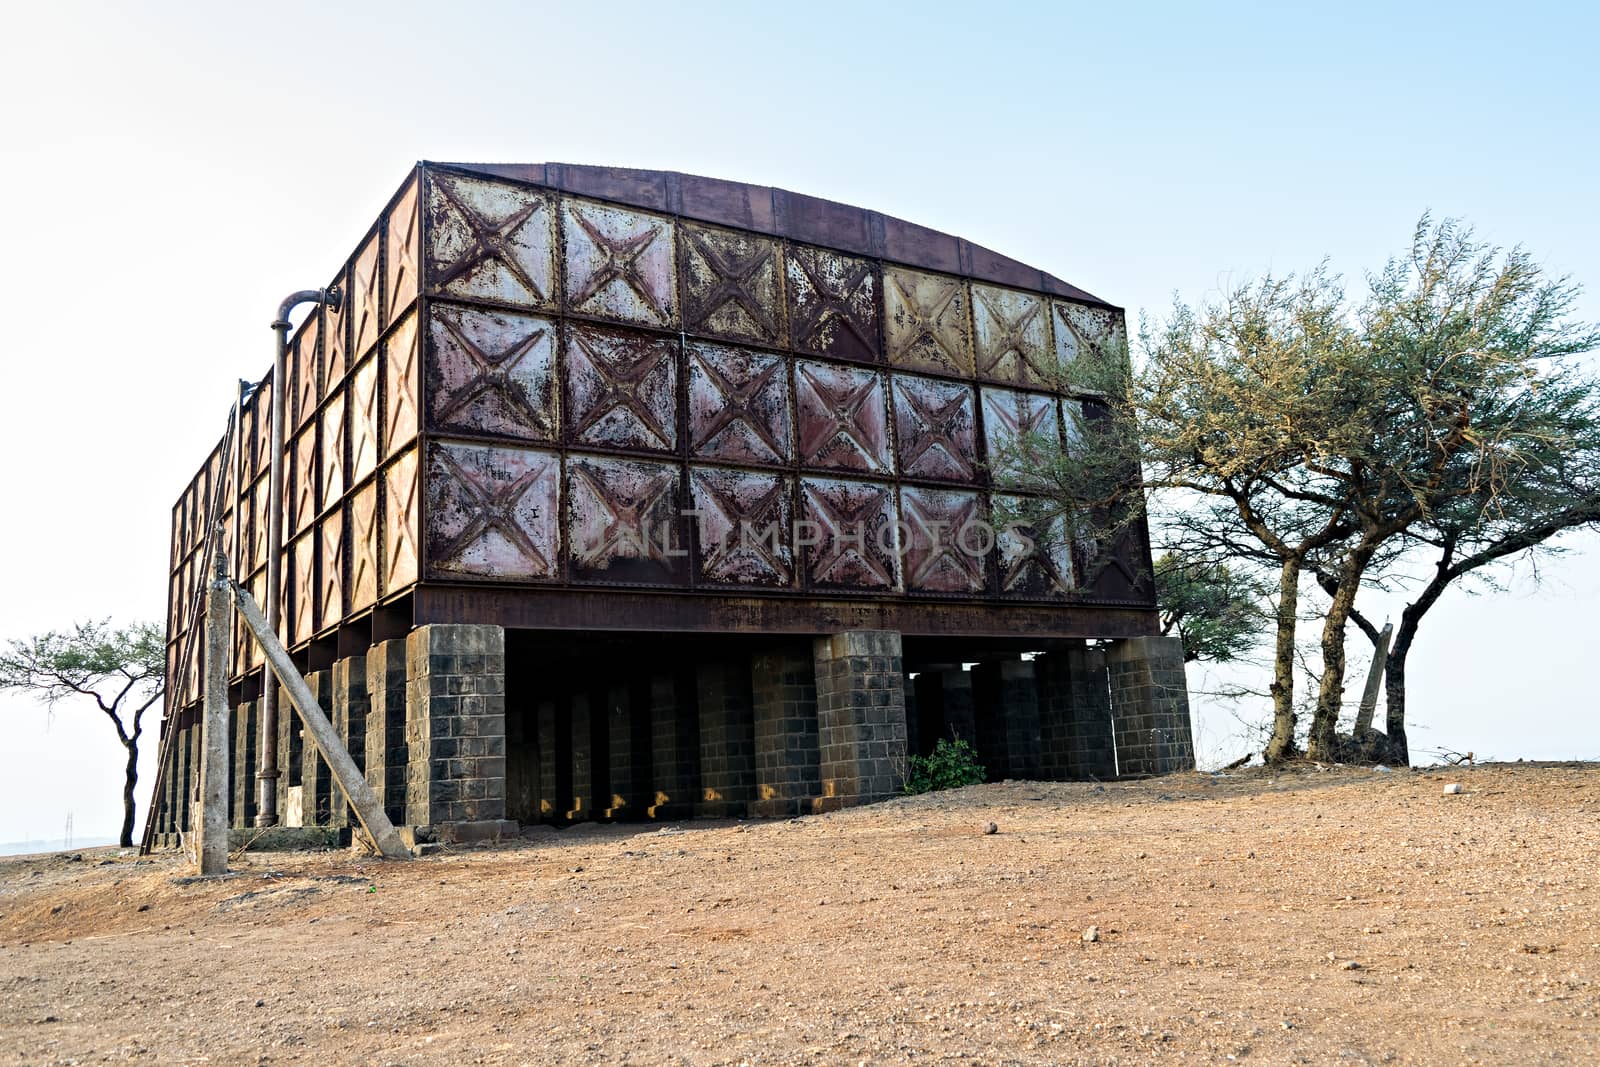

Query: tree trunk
left=120, top=739, right=139, bottom=849
left=1307, top=546, right=1374, bottom=761
left=1263, top=556, right=1302, bottom=763
left=1382, top=607, right=1424, bottom=766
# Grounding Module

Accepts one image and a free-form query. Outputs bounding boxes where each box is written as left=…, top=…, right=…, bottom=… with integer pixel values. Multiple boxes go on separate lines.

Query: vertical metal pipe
left=257, top=287, right=340, bottom=828
left=198, top=541, right=232, bottom=876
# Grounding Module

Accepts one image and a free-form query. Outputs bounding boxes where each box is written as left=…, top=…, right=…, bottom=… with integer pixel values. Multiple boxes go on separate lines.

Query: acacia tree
left=0, top=621, right=165, bottom=847
left=1153, top=552, right=1269, bottom=663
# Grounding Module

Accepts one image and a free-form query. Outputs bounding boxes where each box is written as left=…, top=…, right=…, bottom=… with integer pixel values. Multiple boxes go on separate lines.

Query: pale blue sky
left=1, top=1, right=1595, bottom=843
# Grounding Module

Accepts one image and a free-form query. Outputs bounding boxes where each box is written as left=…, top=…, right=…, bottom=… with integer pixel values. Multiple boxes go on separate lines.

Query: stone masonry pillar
left=1036, top=643, right=1116, bottom=780
left=232, top=699, right=259, bottom=828
left=812, top=630, right=908, bottom=810
left=404, top=624, right=516, bottom=843
left=364, top=639, right=408, bottom=826
left=648, top=669, right=698, bottom=819
left=695, top=659, right=755, bottom=817
left=301, top=670, right=334, bottom=826
left=536, top=697, right=561, bottom=822
left=1105, top=635, right=1195, bottom=776
left=749, top=643, right=821, bottom=817
left=604, top=680, right=648, bottom=820
left=331, top=655, right=369, bottom=830
left=565, top=688, right=595, bottom=821
left=972, top=659, right=1042, bottom=781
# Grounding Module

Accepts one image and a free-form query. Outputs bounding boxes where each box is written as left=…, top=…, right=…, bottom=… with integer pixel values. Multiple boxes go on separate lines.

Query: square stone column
left=812, top=630, right=908, bottom=810
left=536, top=697, right=561, bottom=821
left=749, top=643, right=821, bottom=817
left=972, top=659, right=1042, bottom=781
left=161, top=727, right=181, bottom=841
left=1037, top=643, right=1116, bottom=780
left=404, top=624, right=515, bottom=842
left=1105, top=636, right=1195, bottom=776
left=505, top=693, right=540, bottom=826
left=648, top=669, right=699, bottom=818
left=331, top=656, right=369, bottom=830
left=565, top=688, right=596, bottom=821
left=176, top=722, right=193, bottom=835
left=300, top=670, right=334, bottom=826
left=232, top=699, right=259, bottom=828
left=695, top=659, right=755, bottom=817
left=364, top=639, right=408, bottom=826
left=604, top=680, right=649, bottom=820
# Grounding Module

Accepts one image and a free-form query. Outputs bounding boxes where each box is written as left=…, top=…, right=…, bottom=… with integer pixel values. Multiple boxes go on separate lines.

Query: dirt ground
left=2, top=763, right=1597, bottom=1066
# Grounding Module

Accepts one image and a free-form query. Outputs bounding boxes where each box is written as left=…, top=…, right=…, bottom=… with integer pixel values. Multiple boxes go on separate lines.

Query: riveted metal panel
left=351, top=232, right=382, bottom=361
left=350, top=355, right=380, bottom=486
left=564, top=322, right=678, bottom=454
left=318, top=510, right=344, bottom=632
left=562, top=198, right=677, bottom=328
left=349, top=481, right=379, bottom=613
left=386, top=175, right=421, bottom=323
left=320, top=388, right=346, bottom=513
left=565, top=453, right=686, bottom=585
left=795, top=360, right=889, bottom=474
left=381, top=448, right=420, bottom=595
left=686, top=340, right=790, bottom=466
left=324, top=266, right=349, bottom=389
left=994, top=494, right=1073, bottom=598
left=689, top=465, right=793, bottom=587
left=426, top=440, right=561, bottom=581
left=884, top=266, right=973, bottom=377
left=289, top=530, right=316, bottom=645
left=786, top=244, right=878, bottom=363
left=973, top=283, right=1052, bottom=387
left=678, top=222, right=786, bottom=346
left=288, top=313, right=320, bottom=431
left=981, top=387, right=1058, bottom=480
left=1052, top=300, right=1126, bottom=378
left=891, top=374, right=977, bottom=483
left=899, top=485, right=988, bottom=594
left=427, top=302, right=557, bottom=442
left=427, top=170, right=556, bottom=309
left=799, top=476, right=900, bottom=591
left=289, top=424, right=318, bottom=538
left=382, top=309, right=419, bottom=458
left=240, top=568, right=266, bottom=669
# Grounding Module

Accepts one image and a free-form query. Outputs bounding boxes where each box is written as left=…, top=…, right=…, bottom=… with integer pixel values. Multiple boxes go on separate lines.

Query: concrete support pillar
left=972, top=660, right=1042, bottom=781
left=648, top=669, right=698, bottom=818
left=565, top=689, right=595, bottom=821
left=232, top=699, right=259, bottom=828
left=812, top=630, right=908, bottom=809
left=505, top=694, right=540, bottom=826
left=938, top=668, right=978, bottom=747
left=331, top=656, right=369, bottom=830
left=604, top=680, right=648, bottom=820
left=1037, top=643, right=1116, bottom=780
left=364, top=639, right=408, bottom=826
left=902, top=672, right=920, bottom=760
left=404, top=624, right=515, bottom=842
left=695, top=659, right=755, bottom=817
left=278, top=679, right=302, bottom=821
left=176, top=723, right=193, bottom=836
left=300, top=670, right=334, bottom=826
left=161, top=728, right=180, bottom=841
left=749, top=643, right=821, bottom=817
left=536, top=698, right=561, bottom=821
left=1105, top=635, right=1195, bottom=776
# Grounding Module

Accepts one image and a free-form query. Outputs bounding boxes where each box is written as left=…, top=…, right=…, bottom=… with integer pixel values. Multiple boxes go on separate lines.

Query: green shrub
left=902, top=738, right=986, bottom=795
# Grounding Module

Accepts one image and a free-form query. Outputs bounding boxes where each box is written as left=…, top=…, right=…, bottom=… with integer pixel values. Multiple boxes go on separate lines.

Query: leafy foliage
left=903, top=738, right=987, bottom=795
left=1154, top=553, right=1269, bottom=663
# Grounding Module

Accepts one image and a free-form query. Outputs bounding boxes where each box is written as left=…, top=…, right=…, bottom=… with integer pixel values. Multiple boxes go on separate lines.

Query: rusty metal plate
left=795, top=360, right=889, bottom=474
left=899, top=486, right=988, bottom=594
left=799, top=476, right=900, bottom=591
left=246, top=481, right=268, bottom=576
left=426, top=172, right=557, bottom=309
left=290, top=530, right=316, bottom=645
left=566, top=454, right=685, bottom=584
left=426, top=440, right=561, bottom=581
left=786, top=244, right=878, bottom=363
left=350, top=356, right=379, bottom=485
left=289, top=313, right=321, bottom=430
left=320, top=389, right=346, bottom=513
left=679, top=222, right=785, bottom=346
left=427, top=303, right=557, bottom=443
left=686, top=341, right=790, bottom=466
left=562, top=198, right=677, bottom=328
left=884, top=267, right=973, bottom=376
left=1052, top=300, right=1126, bottom=376
left=248, top=383, right=273, bottom=482
left=349, top=480, right=379, bottom=613
left=381, top=449, right=420, bottom=594
left=981, top=387, right=1058, bottom=479
left=240, top=568, right=266, bottom=669
left=318, top=510, right=344, bottom=633
left=994, top=494, right=1073, bottom=598
left=565, top=322, right=678, bottom=453
left=324, top=266, right=348, bottom=389
left=386, top=176, right=420, bottom=322
left=972, top=284, right=1052, bottom=387
left=351, top=232, right=382, bottom=360
left=689, top=466, right=793, bottom=586
left=891, top=374, right=977, bottom=483
left=383, top=310, right=419, bottom=458
left=289, top=425, right=318, bottom=538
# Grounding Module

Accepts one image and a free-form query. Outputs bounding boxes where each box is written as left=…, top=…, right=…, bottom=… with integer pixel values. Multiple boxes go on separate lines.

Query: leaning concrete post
left=197, top=545, right=232, bottom=876
left=1354, top=623, right=1393, bottom=735
left=232, top=585, right=410, bottom=860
